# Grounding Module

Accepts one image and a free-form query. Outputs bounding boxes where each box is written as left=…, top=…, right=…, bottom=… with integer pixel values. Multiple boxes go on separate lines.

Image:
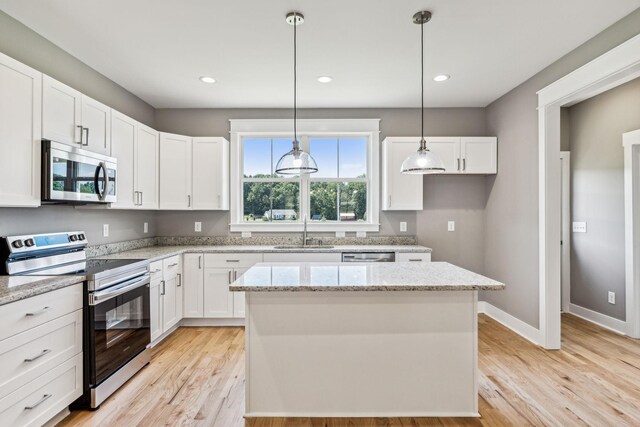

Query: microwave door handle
left=95, top=162, right=109, bottom=201
left=94, top=164, right=104, bottom=200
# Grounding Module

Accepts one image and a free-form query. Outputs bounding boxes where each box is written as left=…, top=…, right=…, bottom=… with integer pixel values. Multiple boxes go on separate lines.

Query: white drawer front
left=0, top=353, right=82, bottom=427
left=149, top=260, right=163, bottom=283
left=0, top=309, right=82, bottom=399
left=0, top=283, right=83, bottom=342
left=162, top=255, right=181, bottom=280
left=205, top=253, right=263, bottom=268
left=396, top=252, right=431, bottom=263
left=263, top=252, right=342, bottom=263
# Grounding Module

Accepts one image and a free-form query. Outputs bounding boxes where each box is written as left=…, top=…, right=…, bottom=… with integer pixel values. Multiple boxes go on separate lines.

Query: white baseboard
left=478, top=301, right=541, bottom=345
left=568, top=303, right=626, bottom=335
left=181, top=317, right=245, bottom=327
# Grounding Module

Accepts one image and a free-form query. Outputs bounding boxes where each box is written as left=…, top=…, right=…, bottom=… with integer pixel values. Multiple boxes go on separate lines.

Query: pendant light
left=401, top=11, right=446, bottom=175
left=275, top=12, right=318, bottom=175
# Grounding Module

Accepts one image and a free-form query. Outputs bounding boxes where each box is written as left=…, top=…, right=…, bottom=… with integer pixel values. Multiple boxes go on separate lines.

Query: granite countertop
left=0, top=275, right=85, bottom=306
left=229, top=262, right=505, bottom=292
left=94, top=245, right=431, bottom=262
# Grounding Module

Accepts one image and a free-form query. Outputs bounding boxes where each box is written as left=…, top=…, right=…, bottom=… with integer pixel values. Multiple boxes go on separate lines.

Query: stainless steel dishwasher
left=341, top=252, right=396, bottom=262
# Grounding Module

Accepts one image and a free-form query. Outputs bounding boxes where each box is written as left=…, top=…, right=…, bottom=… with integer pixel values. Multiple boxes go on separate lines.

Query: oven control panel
left=3, top=231, right=88, bottom=256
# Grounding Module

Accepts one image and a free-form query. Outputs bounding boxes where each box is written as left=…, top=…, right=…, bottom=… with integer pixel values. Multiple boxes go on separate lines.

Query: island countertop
left=229, top=261, right=505, bottom=292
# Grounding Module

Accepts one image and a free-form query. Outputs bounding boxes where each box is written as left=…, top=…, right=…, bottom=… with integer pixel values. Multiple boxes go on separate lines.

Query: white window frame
left=230, top=119, right=380, bottom=232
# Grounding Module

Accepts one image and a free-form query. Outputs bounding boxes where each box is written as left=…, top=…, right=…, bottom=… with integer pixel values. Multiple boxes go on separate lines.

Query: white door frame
left=560, top=152, right=571, bottom=313
left=537, top=33, right=640, bottom=349
left=624, top=130, right=640, bottom=339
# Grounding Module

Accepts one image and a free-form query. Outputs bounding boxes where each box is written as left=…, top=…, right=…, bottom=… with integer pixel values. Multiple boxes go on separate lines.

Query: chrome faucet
left=303, top=215, right=308, bottom=247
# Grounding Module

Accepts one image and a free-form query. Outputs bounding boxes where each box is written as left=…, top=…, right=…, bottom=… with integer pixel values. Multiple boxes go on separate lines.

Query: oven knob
left=69, top=234, right=78, bottom=242
left=11, top=240, right=24, bottom=249
left=78, top=234, right=86, bottom=241
left=24, top=239, right=35, bottom=247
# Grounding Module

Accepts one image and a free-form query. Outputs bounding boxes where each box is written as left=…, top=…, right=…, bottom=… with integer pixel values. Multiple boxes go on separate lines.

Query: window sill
left=229, top=222, right=380, bottom=233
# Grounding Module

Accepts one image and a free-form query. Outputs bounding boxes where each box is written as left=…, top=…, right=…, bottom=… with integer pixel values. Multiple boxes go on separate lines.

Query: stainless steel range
left=1, top=231, right=151, bottom=409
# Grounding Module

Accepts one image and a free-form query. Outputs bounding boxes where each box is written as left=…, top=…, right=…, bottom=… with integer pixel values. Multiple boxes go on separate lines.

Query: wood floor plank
left=58, top=314, right=640, bottom=427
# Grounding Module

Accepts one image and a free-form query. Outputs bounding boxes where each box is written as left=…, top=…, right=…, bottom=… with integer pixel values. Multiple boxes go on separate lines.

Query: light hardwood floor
left=58, top=314, right=640, bottom=427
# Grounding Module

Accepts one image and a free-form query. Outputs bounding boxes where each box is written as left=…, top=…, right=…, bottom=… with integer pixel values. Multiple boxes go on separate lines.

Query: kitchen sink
left=273, top=245, right=335, bottom=249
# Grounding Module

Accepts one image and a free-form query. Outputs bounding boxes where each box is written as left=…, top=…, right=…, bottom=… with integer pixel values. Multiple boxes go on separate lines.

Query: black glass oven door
left=88, top=281, right=150, bottom=386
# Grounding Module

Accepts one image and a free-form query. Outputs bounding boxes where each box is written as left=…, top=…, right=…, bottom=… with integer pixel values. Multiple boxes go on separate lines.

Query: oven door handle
left=89, top=274, right=150, bottom=306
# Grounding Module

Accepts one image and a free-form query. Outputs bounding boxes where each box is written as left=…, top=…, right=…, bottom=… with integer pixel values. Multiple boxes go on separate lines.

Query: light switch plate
left=242, top=231, right=252, bottom=238
left=143, top=222, right=148, bottom=233
left=448, top=221, right=455, bottom=232
left=194, top=222, right=202, bottom=232
left=400, top=222, right=407, bottom=232
left=102, top=224, right=109, bottom=237
left=335, top=231, right=346, bottom=238
left=573, top=222, right=587, bottom=233
left=356, top=231, right=367, bottom=238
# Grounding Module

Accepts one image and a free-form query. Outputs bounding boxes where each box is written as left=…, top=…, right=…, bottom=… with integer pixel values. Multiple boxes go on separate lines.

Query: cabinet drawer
left=396, top=252, right=431, bottom=263
left=0, top=309, right=82, bottom=400
left=0, top=283, right=83, bottom=342
left=205, top=253, right=263, bottom=268
left=149, top=260, right=163, bottom=283
left=263, top=252, right=341, bottom=263
left=163, top=255, right=181, bottom=280
left=0, top=353, right=82, bottom=427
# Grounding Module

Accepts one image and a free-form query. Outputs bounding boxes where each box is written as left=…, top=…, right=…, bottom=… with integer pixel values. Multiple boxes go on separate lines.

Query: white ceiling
left=1, top=0, right=639, bottom=108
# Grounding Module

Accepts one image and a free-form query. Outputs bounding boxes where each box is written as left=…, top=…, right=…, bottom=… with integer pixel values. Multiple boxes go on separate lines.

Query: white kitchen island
left=230, top=262, right=504, bottom=418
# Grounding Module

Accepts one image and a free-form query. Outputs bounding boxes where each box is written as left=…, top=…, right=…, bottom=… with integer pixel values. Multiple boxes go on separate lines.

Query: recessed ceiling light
left=433, top=74, right=450, bottom=82
left=199, top=76, right=216, bottom=83
left=317, top=76, right=333, bottom=83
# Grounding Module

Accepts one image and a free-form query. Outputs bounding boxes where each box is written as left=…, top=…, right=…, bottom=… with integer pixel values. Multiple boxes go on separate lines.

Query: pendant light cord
left=420, top=16, right=425, bottom=145
left=293, top=13, right=298, bottom=146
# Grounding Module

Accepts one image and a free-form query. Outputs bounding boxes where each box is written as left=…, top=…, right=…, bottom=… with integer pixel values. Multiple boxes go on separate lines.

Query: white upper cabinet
left=425, top=137, right=462, bottom=174
left=42, top=75, right=111, bottom=155
left=460, top=137, right=497, bottom=174
left=0, top=52, right=42, bottom=207
left=381, top=138, right=424, bottom=210
left=135, top=124, right=159, bottom=209
left=159, top=132, right=192, bottom=210
left=110, top=110, right=137, bottom=209
left=191, top=137, right=229, bottom=210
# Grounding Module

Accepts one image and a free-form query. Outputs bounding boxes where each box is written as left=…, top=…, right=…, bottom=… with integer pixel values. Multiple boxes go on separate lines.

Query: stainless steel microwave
left=42, top=140, right=117, bottom=204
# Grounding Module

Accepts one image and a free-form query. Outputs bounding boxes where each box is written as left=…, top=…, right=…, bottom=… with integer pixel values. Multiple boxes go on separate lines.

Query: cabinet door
left=161, top=276, right=179, bottom=332
left=382, top=139, right=423, bottom=210
left=150, top=281, right=163, bottom=342
left=203, top=268, right=234, bottom=318
left=183, top=254, right=204, bottom=318
left=110, top=110, right=136, bottom=209
left=396, top=252, right=431, bottom=262
left=232, top=268, right=248, bottom=318
left=136, top=124, right=159, bottom=209
left=460, top=137, right=497, bottom=174
left=0, top=52, right=41, bottom=207
left=42, top=75, right=82, bottom=146
left=425, top=137, right=461, bottom=173
left=81, top=95, right=111, bottom=155
left=159, top=132, right=192, bottom=210
left=192, top=138, right=229, bottom=210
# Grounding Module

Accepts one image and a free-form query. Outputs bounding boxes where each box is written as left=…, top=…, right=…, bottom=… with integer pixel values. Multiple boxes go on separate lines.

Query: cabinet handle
left=168, top=263, right=179, bottom=267
left=25, top=306, right=50, bottom=317
left=226, top=259, right=240, bottom=263
left=24, top=349, right=51, bottom=362
left=151, top=268, right=162, bottom=273
left=177, top=273, right=182, bottom=287
left=463, top=158, right=466, bottom=172
left=187, top=195, right=191, bottom=207
left=139, top=191, right=143, bottom=206
left=83, top=127, right=90, bottom=146
left=408, top=259, right=422, bottom=262
left=161, top=280, right=165, bottom=296
left=457, top=158, right=461, bottom=171
left=24, top=394, right=52, bottom=410
left=198, top=256, right=202, bottom=269
left=234, top=270, right=237, bottom=281
left=228, top=270, right=232, bottom=284
left=76, top=125, right=84, bottom=145
left=134, top=191, right=139, bottom=205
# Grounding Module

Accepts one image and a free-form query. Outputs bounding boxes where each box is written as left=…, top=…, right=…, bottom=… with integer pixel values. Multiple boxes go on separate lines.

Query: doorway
left=560, top=152, right=570, bottom=313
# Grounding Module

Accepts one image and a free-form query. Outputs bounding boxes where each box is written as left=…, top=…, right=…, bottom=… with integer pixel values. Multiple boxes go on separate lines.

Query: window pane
left=273, top=138, right=296, bottom=177
left=339, top=137, right=367, bottom=178
left=310, top=182, right=338, bottom=221
left=243, top=138, right=271, bottom=178
left=339, top=182, right=367, bottom=221
left=310, top=138, right=338, bottom=178
left=243, top=181, right=300, bottom=222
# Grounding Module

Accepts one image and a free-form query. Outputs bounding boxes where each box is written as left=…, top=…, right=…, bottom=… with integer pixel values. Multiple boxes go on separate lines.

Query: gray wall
left=482, top=8, right=640, bottom=328
left=0, top=10, right=158, bottom=245
left=155, top=108, right=488, bottom=270
left=566, top=77, right=640, bottom=320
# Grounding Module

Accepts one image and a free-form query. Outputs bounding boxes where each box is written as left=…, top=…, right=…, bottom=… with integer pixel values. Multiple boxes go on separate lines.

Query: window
left=230, top=119, right=380, bottom=232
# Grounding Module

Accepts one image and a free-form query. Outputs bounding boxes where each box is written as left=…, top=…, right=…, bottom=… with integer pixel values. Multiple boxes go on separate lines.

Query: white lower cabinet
left=203, top=268, right=235, bottom=318
left=149, top=256, right=183, bottom=344
left=149, top=279, right=162, bottom=343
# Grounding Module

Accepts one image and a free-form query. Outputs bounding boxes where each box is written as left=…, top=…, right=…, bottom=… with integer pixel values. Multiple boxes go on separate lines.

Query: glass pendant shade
left=400, top=141, right=446, bottom=174
left=275, top=140, right=319, bottom=175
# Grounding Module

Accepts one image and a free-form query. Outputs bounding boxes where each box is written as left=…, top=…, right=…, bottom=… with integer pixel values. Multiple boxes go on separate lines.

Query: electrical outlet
left=144, top=222, right=148, bottom=233
left=194, top=222, right=202, bottom=232
left=356, top=231, right=367, bottom=238
left=608, top=292, right=616, bottom=305
left=242, top=231, right=252, bottom=238
left=335, top=231, right=346, bottom=238
left=448, top=221, right=455, bottom=232
left=400, top=222, right=407, bottom=232
left=102, top=224, right=109, bottom=237
left=573, top=222, right=587, bottom=233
